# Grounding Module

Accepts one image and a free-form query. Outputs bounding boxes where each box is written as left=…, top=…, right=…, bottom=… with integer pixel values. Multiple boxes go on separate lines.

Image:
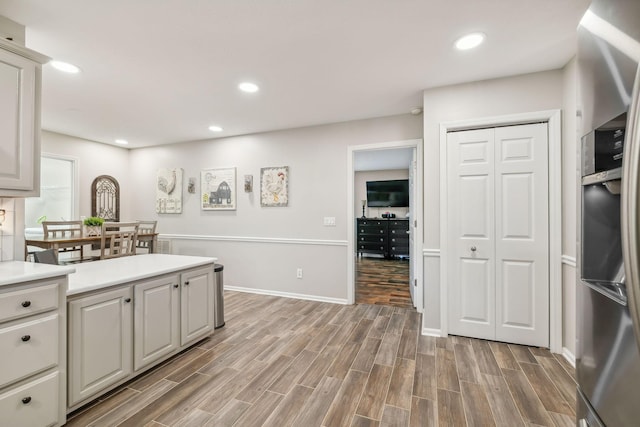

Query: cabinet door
left=180, top=266, right=214, bottom=346
left=68, top=287, right=132, bottom=406
left=133, top=275, right=179, bottom=371
left=0, top=48, right=40, bottom=195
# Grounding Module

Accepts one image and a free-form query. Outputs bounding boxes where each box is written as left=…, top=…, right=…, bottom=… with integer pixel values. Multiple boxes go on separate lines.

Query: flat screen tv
left=366, top=179, right=409, bottom=207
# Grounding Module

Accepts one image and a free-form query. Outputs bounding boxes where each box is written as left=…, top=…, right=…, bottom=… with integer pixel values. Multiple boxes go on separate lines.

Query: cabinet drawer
left=389, top=236, right=409, bottom=245
left=0, top=314, right=58, bottom=388
left=358, top=235, right=386, bottom=243
left=0, top=371, right=59, bottom=427
left=389, top=220, right=409, bottom=228
left=358, top=227, right=386, bottom=235
left=390, top=246, right=409, bottom=255
left=358, top=243, right=386, bottom=252
left=358, top=220, right=384, bottom=227
left=388, top=228, right=408, bottom=236
left=0, top=283, right=59, bottom=323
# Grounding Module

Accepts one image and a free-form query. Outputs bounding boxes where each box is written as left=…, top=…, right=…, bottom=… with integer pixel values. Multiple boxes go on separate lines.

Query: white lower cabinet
left=0, top=371, right=60, bottom=427
left=0, top=274, right=67, bottom=427
left=133, top=275, right=180, bottom=371
left=180, top=267, right=214, bottom=346
left=67, top=264, right=215, bottom=409
left=68, top=286, right=132, bottom=407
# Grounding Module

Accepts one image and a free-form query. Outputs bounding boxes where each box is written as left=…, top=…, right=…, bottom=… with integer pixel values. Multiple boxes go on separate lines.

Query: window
left=25, top=154, right=78, bottom=231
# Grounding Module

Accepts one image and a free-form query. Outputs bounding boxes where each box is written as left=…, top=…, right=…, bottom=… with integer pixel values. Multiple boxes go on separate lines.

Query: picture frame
left=244, top=174, right=253, bottom=193
left=260, top=166, right=289, bottom=207
left=201, top=167, right=237, bottom=210
left=156, top=168, right=183, bottom=214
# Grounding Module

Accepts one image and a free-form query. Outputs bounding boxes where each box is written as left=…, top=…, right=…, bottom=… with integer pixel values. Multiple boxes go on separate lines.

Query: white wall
left=422, top=69, right=565, bottom=331
left=561, top=58, right=578, bottom=358
left=354, top=169, right=409, bottom=219
left=128, top=114, right=422, bottom=301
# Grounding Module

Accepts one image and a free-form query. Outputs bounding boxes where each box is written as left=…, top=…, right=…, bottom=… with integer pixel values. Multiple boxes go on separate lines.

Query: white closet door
left=494, top=123, right=549, bottom=347
left=447, top=123, right=549, bottom=347
left=447, top=128, right=496, bottom=340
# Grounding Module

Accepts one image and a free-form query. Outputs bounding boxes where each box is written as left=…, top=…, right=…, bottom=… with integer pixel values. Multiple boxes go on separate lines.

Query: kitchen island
left=66, top=254, right=218, bottom=410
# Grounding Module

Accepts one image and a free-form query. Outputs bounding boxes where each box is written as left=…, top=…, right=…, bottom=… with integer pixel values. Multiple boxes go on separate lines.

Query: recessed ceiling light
left=454, top=32, right=485, bottom=50
left=115, top=139, right=128, bottom=145
left=238, top=82, right=259, bottom=93
left=208, top=125, right=223, bottom=132
left=51, top=60, right=80, bottom=73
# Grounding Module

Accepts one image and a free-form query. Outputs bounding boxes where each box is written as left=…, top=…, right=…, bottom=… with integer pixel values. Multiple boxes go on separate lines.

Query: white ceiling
left=0, top=0, right=590, bottom=149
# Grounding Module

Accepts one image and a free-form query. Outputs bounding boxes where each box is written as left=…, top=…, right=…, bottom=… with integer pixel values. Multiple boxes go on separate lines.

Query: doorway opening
left=347, top=139, right=423, bottom=312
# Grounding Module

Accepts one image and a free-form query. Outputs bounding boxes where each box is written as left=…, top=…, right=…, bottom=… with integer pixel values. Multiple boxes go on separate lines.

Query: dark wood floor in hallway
left=65, top=291, right=577, bottom=426
left=356, top=257, right=412, bottom=308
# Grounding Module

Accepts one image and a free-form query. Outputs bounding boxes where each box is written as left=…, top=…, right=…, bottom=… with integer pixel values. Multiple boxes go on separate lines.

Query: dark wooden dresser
left=356, top=218, right=409, bottom=259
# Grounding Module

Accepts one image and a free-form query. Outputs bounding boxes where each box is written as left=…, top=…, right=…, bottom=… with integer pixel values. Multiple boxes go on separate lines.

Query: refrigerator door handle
left=622, top=64, right=640, bottom=353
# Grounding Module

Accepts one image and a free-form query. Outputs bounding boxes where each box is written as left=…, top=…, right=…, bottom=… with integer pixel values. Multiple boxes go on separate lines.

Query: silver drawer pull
left=21, top=301, right=31, bottom=308
left=471, top=246, right=477, bottom=252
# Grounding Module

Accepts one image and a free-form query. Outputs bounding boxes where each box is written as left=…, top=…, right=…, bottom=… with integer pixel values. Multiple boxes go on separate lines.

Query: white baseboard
left=562, top=347, right=576, bottom=368
left=421, top=327, right=442, bottom=337
left=225, top=285, right=349, bottom=305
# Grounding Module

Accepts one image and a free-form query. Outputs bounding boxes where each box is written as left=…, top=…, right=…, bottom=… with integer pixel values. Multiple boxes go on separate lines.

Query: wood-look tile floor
left=356, top=257, right=413, bottom=309
left=66, top=292, right=577, bottom=427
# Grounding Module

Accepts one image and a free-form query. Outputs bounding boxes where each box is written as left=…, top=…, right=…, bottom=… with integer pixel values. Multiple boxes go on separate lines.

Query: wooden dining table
left=25, top=232, right=158, bottom=263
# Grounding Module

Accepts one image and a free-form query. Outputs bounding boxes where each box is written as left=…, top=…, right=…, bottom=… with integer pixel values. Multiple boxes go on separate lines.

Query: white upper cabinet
left=0, top=39, right=48, bottom=197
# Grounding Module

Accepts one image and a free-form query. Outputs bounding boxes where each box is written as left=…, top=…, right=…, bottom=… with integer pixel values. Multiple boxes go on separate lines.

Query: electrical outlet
left=296, top=268, right=303, bottom=279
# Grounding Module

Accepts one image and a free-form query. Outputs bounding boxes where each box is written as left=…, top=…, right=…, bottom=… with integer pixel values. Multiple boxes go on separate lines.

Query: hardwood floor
left=356, top=257, right=412, bottom=308
left=66, top=291, right=577, bottom=426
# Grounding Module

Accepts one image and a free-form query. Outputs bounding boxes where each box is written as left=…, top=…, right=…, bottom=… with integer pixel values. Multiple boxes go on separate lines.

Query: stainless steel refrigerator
left=577, top=0, right=640, bottom=426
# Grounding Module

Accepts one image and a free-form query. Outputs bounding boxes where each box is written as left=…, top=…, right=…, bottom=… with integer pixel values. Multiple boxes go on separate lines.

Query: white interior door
left=447, top=123, right=549, bottom=347
left=447, top=128, right=496, bottom=340
left=409, top=149, right=416, bottom=307
left=494, top=124, right=549, bottom=346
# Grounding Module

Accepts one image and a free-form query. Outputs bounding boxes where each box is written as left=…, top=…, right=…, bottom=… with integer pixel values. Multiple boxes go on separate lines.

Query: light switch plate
left=323, top=217, right=336, bottom=226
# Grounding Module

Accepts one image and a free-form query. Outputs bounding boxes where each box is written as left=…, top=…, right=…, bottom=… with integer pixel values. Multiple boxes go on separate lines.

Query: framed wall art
left=260, top=166, right=289, bottom=207
left=156, top=167, right=183, bottom=214
left=201, top=167, right=236, bottom=210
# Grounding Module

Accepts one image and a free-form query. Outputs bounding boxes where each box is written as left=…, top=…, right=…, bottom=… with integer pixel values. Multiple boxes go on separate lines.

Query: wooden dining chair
left=42, top=220, right=84, bottom=264
left=136, top=220, right=157, bottom=253
left=100, top=222, right=139, bottom=259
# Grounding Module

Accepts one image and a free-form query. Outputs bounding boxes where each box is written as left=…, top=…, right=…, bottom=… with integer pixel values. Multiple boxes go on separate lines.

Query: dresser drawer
left=0, top=371, right=59, bottom=427
left=0, top=314, right=58, bottom=388
left=358, top=219, right=384, bottom=227
left=358, top=226, right=386, bottom=235
left=389, top=236, right=409, bottom=245
left=0, top=283, right=59, bottom=323
left=358, top=235, right=386, bottom=244
left=358, top=243, right=386, bottom=252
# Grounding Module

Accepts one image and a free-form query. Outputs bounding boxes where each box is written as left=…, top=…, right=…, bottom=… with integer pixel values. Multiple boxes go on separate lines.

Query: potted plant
left=83, top=216, right=104, bottom=236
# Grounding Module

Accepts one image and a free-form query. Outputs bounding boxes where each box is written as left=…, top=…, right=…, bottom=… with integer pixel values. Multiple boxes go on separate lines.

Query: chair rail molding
left=158, top=233, right=347, bottom=247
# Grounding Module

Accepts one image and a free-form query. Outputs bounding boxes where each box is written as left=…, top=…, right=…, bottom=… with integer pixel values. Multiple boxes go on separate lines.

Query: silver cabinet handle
left=471, top=246, right=476, bottom=252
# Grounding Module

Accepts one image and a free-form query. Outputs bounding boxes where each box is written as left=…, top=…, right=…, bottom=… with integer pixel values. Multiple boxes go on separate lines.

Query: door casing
left=439, top=110, right=562, bottom=353
left=347, top=139, right=424, bottom=313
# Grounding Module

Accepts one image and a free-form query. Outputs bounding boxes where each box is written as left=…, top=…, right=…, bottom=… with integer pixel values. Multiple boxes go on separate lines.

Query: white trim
left=159, top=233, right=347, bottom=247
left=439, top=109, right=563, bottom=352
left=421, top=327, right=443, bottom=337
left=423, top=248, right=441, bottom=257
left=562, top=347, right=576, bottom=368
left=41, top=152, right=80, bottom=222
left=347, top=139, right=424, bottom=312
left=225, top=285, right=348, bottom=305
left=562, top=255, right=577, bottom=267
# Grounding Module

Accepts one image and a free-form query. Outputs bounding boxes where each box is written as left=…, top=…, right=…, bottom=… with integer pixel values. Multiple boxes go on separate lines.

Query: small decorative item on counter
left=83, top=216, right=104, bottom=236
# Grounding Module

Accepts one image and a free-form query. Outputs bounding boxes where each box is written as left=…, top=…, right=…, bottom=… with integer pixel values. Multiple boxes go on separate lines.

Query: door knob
left=471, top=246, right=477, bottom=252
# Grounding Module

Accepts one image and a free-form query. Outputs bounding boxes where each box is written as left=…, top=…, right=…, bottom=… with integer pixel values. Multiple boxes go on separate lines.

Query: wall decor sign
left=156, top=167, right=183, bottom=214
left=260, top=166, right=289, bottom=207
left=244, top=175, right=253, bottom=193
left=201, top=167, right=236, bottom=210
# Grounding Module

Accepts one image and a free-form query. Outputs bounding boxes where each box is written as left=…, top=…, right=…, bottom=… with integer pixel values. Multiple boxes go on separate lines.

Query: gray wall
left=421, top=69, right=574, bottom=352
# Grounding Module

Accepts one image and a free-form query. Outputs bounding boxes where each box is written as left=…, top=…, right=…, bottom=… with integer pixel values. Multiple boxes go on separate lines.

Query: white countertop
left=0, top=261, right=75, bottom=286
left=67, top=254, right=217, bottom=296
